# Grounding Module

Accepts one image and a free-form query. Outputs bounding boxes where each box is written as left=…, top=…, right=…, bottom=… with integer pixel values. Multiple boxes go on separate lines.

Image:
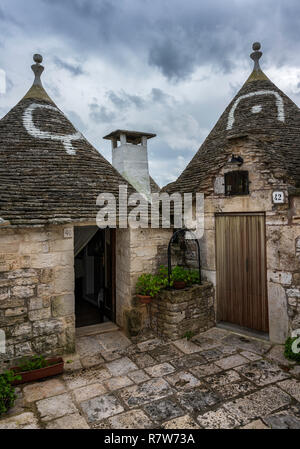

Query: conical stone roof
left=0, top=55, right=136, bottom=226
left=164, top=43, right=300, bottom=194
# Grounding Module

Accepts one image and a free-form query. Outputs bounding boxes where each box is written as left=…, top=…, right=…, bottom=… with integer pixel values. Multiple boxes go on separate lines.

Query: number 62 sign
left=272, top=191, right=285, bottom=204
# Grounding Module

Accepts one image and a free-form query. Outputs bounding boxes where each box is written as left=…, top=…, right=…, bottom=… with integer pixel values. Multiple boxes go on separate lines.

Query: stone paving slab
left=45, top=413, right=89, bottom=429
left=191, top=335, right=222, bottom=351
left=205, top=369, right=242, bottom=387
left=36, top=393, right=78, bottom=422
left=145, top=362, right=175, bottom=378
left=222, top=334, right=271, bottom=355
left=80, top=394, right=124, bottom=423
left=190, top=363, right=222, bottom=378
left=119, top=378, right=174, bottom=408
left=213, top=380, right=257, bottom=400
left=235, top=359, right=290, bottom=386
left=277, top=379, right=300, bottom=401
left=76, top=336, right=102, bottom=358
left=166, top=370, right=202, bottom=391
left=106, top=357, right=138, bottom=376
left=223, top=386, right=291, bottom=424
left=266, top=345, right=294, bottom=367
left=128, top=369, right=150, bottom=384
left=0, top=412, right=40, bottom=429
left=97, top=331, right=132, bottom=352
left=1, top=327, right=300, bottom=429
left=137, top=338, right=163, bottom=352
left=242, top=419, right=269, bottom=429
left=200, top=348, right=224, bottom=362
left=148, top=343, right=183, bottom=363
left=170, top=353, right=206, bottom=370
left=71, top=383, right=107, bottom=402
left=80, top=354, right=105, bottom=369
left=263, top=410, right=300, bottom=429
left=162, top=414, right=200, bottom=429
left=130, top=353, right=156, bottom=368
left=172, top=339, right=203, bottom=354
left=63, top=366, right=111, bottom=389
left=143, top=398, right=184, bottom=423
left=215, top=354, right=248, bottom=370
left=104, top=376, right=133, bottom=391
left=197, top=408, right=242, bottom=429
left=177, top=388, right=221, bottom=414
left=23, top=378, right=66, bottom=403
left=240, top=350, right=262, bottom=361
left=198, top=328, right=229, bottom=340
left=108, top=409, right=153, bottom=429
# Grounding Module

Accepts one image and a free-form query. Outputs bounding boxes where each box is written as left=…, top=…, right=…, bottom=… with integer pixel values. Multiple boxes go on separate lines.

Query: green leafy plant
left=0, top=370, right=21, bottom=416
left=15, top=355, right=57, bottom=373
left=183, top=331, right=195, bottom=341
left=170, top=265, right=187, bottom=282
left=185, top=269, right=200, bottom=285
left=136, top=273, right=164, bottom=298
left=284, top=336, right=300, bottom=363
left=158, top=265, right=200, bottom=286
left=158, top=265, right=173, bottom=287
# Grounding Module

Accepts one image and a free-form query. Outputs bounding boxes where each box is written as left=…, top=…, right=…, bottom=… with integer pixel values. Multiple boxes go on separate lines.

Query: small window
left=225, top=171, right=249, bottom=196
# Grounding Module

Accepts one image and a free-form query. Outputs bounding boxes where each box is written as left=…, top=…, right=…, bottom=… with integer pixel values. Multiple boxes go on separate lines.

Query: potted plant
left=136, top=273, right=163, bottom=304
left=158, top=265, right=200, bottom=290
left=185, top=268, right=200, bottom=286
left=171, top=266, right=188, bottom=289
left=0, top=370, right=21, bottom=416
left=11, top=355, right=64, bottom=385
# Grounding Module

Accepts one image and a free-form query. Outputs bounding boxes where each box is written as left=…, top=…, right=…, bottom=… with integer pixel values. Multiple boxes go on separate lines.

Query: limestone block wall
left=198, top=137, right=300, bottom=343
left=151, top=282, right=215, bottom=340
left=0, top=225, right=75, bottom=369
left=116, top=227, right=173, bottom=331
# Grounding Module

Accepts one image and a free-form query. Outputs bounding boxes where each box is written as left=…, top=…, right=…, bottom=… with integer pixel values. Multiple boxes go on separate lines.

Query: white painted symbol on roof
left=251, top=105, right=262, bottom=114
left=227, top=90, right=285, bottom=130
left=23, top=103, right=83, bottom=155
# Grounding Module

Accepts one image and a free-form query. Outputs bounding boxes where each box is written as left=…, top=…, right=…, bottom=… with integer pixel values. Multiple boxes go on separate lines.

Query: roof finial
left=250, top=42, right=262, bottom=71
left=31, top=54, right=44, bottom=87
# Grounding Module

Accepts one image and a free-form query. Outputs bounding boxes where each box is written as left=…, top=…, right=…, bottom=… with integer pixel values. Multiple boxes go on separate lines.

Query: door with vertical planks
left=216, top=213, right=268, bottom=333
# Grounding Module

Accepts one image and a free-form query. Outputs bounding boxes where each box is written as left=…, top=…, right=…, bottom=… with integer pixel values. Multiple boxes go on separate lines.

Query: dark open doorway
left=74, top=227, right=116, bottom=328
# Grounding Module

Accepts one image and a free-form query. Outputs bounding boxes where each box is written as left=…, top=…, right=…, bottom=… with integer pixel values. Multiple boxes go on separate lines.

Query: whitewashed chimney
left=103, top=129, right=156, bottom=201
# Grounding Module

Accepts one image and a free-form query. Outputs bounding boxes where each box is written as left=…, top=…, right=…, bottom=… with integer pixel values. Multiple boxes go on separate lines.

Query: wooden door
left=216, top=213, right=268, bottom=332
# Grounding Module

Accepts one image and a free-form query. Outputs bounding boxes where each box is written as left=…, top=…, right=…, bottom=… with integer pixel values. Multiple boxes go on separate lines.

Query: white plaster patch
left=227, top=90, right=285, bottom=130
left=23, top=103, right=83, bottom=155
left=251, top=104, right=262, bottom=114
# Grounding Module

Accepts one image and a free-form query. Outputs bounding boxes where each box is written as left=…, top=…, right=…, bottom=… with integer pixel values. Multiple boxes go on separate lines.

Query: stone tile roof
left=149, top=176, right=160, bottom=192
left=0, top=60, right=136, bottom=226
left=163, top=45, right=300, bottom=194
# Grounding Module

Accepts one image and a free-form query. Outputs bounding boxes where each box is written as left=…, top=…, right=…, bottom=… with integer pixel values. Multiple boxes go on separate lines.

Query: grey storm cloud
left=3, top=0, right=300, bottom=80
left=53, top=57, right=84, bottom=76
left=89, top=101, right=116, bottom=123
left=107, top=91, right=145, bottom=110
left=1, top=0, right=300, bottom=186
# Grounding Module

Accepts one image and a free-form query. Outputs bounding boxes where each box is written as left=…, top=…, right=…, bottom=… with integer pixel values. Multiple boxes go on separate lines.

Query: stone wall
left=199, top=136, right=300, bottom=343
left=150, top=282, right=215, bottom=340
left=0, top=225, right=75, bottom=369
left=116, top=227, right=173, bottom=334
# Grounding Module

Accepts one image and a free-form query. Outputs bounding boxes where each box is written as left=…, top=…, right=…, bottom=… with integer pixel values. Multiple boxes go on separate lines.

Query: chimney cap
left=103, top=129, right=156, bottom=144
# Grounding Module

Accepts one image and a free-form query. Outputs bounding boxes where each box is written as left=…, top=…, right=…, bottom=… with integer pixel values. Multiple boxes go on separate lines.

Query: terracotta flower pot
left=11, top=357, right=64, bottom=385
left=136, top=294, right=152, bottom=304
left=173, top=281, right=186, bottom=290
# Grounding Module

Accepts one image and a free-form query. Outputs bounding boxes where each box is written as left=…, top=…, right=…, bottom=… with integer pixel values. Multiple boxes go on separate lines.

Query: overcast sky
left=1, top=0, right=300, bottom=186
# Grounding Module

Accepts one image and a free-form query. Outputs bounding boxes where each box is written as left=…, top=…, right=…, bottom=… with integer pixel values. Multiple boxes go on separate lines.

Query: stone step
left=75, top=322, right=119, bottom=338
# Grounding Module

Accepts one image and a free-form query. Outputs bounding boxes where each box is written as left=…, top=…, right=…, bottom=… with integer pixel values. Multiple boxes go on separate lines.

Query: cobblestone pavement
left=1, top=327, right=300, bottom=429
